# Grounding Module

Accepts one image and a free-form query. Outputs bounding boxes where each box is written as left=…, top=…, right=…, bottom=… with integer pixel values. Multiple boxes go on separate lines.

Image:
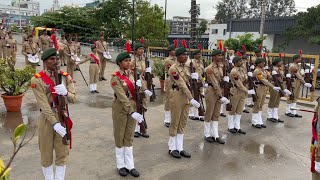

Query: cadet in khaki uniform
left=58, top=35, right=67, bottom=66
left=204, top=50, right=229, bottom=144
left=5, top=31, right=17, bottom=65
left=111, top=52, right=145, bottom=177
left=32, top=31, right=41, bottom=67
left=40, top=31, right=50, bottom=52
left=31, top=48, right=77, bottom=180
left=130, top=43, right=153, bottom=138
left=22, top=35, right=38, bottom=69
left=96, top=32, right=109, bottom=81
left=65, top=38, right=77, bottom=80
left=78, top=45, right=100, bottom=93
left=0, top=24, right=7, bottom=59
left=167, top=47, right=200, bottom=159
left=188, top=49, right=205, bottom=121
left=312, top=97, right=320, bottom=180
left=227, top=56, right=253, bottom=134
left=163, top=44, right=177, bottom=127
left=251, top=58, right=281, bottom=128
left=267, top=58, right=291, bottom=122
left=74, top=35, right=81, bottom=71
left=285, top=54, right=313, bottom=117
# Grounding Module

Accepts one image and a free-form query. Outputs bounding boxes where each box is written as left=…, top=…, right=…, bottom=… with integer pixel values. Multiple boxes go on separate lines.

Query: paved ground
left=0, top=43, right=317, bottom=180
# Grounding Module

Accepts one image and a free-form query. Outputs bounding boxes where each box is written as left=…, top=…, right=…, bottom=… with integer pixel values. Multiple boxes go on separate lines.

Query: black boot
left=169, top=150, right=181, bottom=158
left=277, top=119, right=284, bottom=123
left=243, top=109, right=249, bottom=113
left=189, top=116, right=197, bottom=120
left=102, top=77, right=107, bottom=81
left=267, top=118, right=276, bottom=122
left=94, top=90, right=99, bottom=93
left=252, top=124, right=261, bottom=128
left=118, top=167, right=128, bottom=176
left=90, top=91, right=95, bottom=94
left=180, top=150, right=191, bottom=158
left=285, top=113, right=294, bottom=117
left=213, top=137, right=225, bottom=144
left=204, top=136, right=214, bottom=143
left=294, top=114, right=302, bottom=118
left=220, top=113, right=226, bottom=117
left=260, top=124, right=267, bottom=128
left=236, top=129, right=246, bottom=134
left=165, top=122, right=170, bottom=128
left=228, top=128, right=237, bottom=133
left=141, top=133, right=149, bottom=138
left=129, top=169, right=140, bottom=177
left=134, top=132, right=140, bottom=138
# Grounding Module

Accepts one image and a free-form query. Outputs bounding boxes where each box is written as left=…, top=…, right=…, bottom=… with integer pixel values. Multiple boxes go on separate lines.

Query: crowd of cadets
left=1, top=22, right=318, bottom=179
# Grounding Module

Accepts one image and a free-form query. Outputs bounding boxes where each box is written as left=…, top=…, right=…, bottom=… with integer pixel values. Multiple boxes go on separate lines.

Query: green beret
left=175, top=47, right=187, bottom=56
left=211, top=49, right=222, bottom=56
left=192, top=49, right=201, bottom=55
left=116, top=52, right=131, bottom=65
left=272, top=57, right=282, bottom=65
left=134, top=43, right=144, bottom=51
left=254, top=48, right=261, bottom=53
left=167, top=45, right=175, bottom=51
left=293, top=54, right=300, bottom=60
left=41, top=48, right=56, bottom=61
left=232, top=56, right=242, bottom=63
left=255, top=58, right=265, bottom=65
left=91, top=45, right=96, bottom=51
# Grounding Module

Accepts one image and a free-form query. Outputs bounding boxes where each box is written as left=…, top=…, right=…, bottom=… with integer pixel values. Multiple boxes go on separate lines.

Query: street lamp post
left=163, top=0, right=167, bottom=39
left=19, top=0, right=21, bottom=32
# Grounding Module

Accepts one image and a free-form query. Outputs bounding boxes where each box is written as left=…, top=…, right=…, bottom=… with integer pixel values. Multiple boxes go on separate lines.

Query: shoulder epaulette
left=34, top=73, right=41, bottom=78
left=60, top=71, right=69, bottom=76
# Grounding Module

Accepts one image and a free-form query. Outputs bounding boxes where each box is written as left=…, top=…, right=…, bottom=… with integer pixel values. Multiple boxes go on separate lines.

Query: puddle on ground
left=0, top=111, right=37, bottom=133
left=87, top=95, right=114, bottom=108
left=243, top=140, right=279, bottom=160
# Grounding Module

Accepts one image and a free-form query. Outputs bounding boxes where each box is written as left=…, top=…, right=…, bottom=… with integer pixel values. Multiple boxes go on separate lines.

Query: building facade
left=168, top=16, right=206, bottom=35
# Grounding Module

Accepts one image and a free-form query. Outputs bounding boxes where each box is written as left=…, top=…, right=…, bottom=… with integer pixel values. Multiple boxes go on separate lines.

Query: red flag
left=50, top=34, right=60, bottom=51
left=242, top=45, right=247, bottom=52
left=224, top=47, right=227, bottom=53
left=263, top=53, right=267, bottom=59
left=198, top=44, right=202, bottom=51
left=140, top=38, right=145, bottom=45
left=259, top=45, right=263, bottom=50
left=299, top=50, right=302, bottom=56
left=173, top=39, right=178, bottom=47
left=236, top=51, right=242, bottom=57
left=279, top=53, right=283, bottom=59
left=181, top=39, right=187, bottom=48
left=126, top=42, right=132, bottom=53
left=219, top=42, right=223, bottom=51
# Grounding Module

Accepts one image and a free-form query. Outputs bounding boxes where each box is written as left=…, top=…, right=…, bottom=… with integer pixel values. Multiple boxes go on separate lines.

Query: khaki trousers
left=38, top=113, right=69, bottom=167
left=287, top=79, right=302, bottom=103
left=268, top=88, right=281, bottom=108
left=169, top=91, right=189, bottom=136
left=59, top=50, right=66, bottom=65
left=204, top=87, right=221, bottom=122
left=229, top=88, right=247, bottom=115
left=99, top=55, right=107, bottom=78
left=112, top=99, right=136, bottom=148
left=253, top=85, right=267, bottom=113
left=313, top=173, right=320, bottom=180
left=164, top=78, right=172, bottom=111
left=67, top=57, right=75, bottom=78
left=89, top=64, right=99, bottom=84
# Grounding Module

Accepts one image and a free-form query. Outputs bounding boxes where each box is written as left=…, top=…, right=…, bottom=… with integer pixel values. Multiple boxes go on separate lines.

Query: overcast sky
left=2, top=0, right=320, bottom=19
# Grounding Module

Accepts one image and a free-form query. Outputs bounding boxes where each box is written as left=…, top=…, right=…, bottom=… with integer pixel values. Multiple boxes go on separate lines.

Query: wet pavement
left=0, top=43, right=315, bottom=179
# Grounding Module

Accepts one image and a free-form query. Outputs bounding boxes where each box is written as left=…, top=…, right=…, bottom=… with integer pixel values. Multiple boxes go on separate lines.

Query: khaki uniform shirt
left=65, top=43, right=76, bottom=56
left=289, top=62, right=305, bottom=84
left=253, top=67, right=274, bottom=88
left=74, top=42, right=81, bottom=55
left=31, top=70, right=77, bottom=125
left=206, top=62, right=223, bottom=96
left=0, top=29, right=6, bottom=39
left=40, top=35, right=50, bottom=47
left=96, top=40, right=108, bottom=54
left=59, top=39, right=67, bottom=51
left=164, top=55, right=177, bottom=73
left=272, top=66, right=285, bottom=84
left=22, top=33, right=28, bottom=42
left=168, top=61, right=193, bottom=100
left=5, top=38, right=17, bottom=52
left=22, top=41, right=38, bottom=56
left=131, top=55, right=146, bottom=76
left=190, top=58, right=204, bottom=81
left=230, top=66, right=248, bottom=93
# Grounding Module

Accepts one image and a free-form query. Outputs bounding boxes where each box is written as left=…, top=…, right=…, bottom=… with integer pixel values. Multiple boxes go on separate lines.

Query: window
left=33, top=5, right=38, bottom=10
left=223, top=29, right=226, bottom=36
left=211, top=29, right=218, bottom=34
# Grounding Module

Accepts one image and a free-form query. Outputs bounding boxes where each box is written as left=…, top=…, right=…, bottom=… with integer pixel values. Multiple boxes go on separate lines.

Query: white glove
left=191, top=73, right=199, bottom=80
left=304, top=83, right=312, bottom=88
left=145, top=67, right=152, bottom=73
left=131, top=112, right=144, bottom=123
left=38, top=48, right=41, bottom=51
left=204, top=83, right=208, bottom=88
left=54, top=84, right=68, bottom=96
left=144, top=90, right=153, bottom=97
left=75, top=62, right=80, bottom=65
left=315, top=161, right=320, bottom=173
left=283, top=89, right=291, bottom=95
left=223, top=76, right=230, bottom=82
left=248, top=72, right=253, bottom=77
left=300, top=69, right=305, bottom=75
left=286, top=74, right=291, bottom=78
left=250, top=65, right=255, bottom=70
left=71, top=53, right=74, bottom=55
left=264, top=66, right=269, bottom=70
left=248, top=89, right=255, bottom=95
left=40, top=51, right=43, bottom=53
left=135, top=80, right=142, bottom=87
left=272, top=70, right=277, bottom=75
left=273, top=87, right=281, bottom=92
left=190, top=99, right=200, bottom=108
left=27, top=54, right=32, bottom=58
left=53, top=123, right=66, bottom=137
left=220, top=97, right=230, bottom=104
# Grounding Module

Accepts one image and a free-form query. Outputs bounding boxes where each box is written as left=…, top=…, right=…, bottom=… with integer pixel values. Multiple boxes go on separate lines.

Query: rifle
left=248, top=55, right=258, bottom=102
left=190, top=59, right=205, bottom=115
left=284, top=55, right=295, bottom=100
left=221, top=58, right=232, bottom=111
left=51, top=32, right=70, bottom=145
left=145, top=57, right=156, bottom=102
left=302, top=57, right=315, bottom=93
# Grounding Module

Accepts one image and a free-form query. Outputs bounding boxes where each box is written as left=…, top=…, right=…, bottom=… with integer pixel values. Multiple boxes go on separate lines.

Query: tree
left=198, top=20, right=208, bottom=34
left=224, top=33, right=265, bottom=51
left=126, top=0, right=169, bottom=40
left=215, top=0, right=296, bottom=23
left=283, top=5, right=320, bottom=44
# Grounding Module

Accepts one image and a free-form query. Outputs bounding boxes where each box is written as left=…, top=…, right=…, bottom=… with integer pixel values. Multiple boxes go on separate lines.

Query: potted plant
left=0, top=58, right=35, bottom=112
left=153, top=58, right=166, bottom=92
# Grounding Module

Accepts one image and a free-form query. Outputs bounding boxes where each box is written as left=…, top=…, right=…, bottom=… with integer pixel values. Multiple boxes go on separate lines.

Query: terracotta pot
left=1, top=94, right=24, bottom=112
left=159, top=79, right=165, bottom=92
